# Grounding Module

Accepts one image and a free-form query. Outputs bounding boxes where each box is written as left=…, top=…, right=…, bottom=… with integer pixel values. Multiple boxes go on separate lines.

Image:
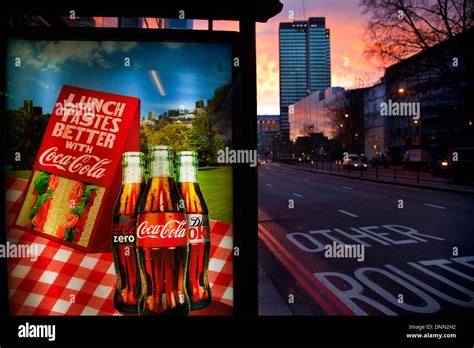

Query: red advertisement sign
left=15, top=85, right=140, bottom=252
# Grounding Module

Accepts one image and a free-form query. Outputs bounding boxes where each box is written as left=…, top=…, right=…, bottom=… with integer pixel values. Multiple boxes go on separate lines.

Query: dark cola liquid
left=112, top=182, right=143, bottom=314
left=137, top=176, right=190, bottom=316
left=180, top=181, right=212, bottom=310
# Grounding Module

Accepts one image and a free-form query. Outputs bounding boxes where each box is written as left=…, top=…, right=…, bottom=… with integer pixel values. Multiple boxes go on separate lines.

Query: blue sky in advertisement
left=6, top=40, right=232, bottom=116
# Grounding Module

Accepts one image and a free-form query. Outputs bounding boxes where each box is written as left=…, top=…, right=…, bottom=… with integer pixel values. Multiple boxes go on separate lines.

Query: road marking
left=266, top=183, right=272, bottom=187
left=338, top=209, right=358, bottom=218
left=341, top=186, right=353, bottom=190
left=293, top=193, right=303, bottom=198
left=258, top=224, right=354, bottom=315
left=424, top=203, right=446, bottom=210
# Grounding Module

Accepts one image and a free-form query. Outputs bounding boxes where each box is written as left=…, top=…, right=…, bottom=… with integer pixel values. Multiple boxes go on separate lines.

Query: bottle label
left=112, top=216, right=137, bottom=245
left=136, top=212, right=187, bottom=247
left=187, top=214, right=210, bottom=244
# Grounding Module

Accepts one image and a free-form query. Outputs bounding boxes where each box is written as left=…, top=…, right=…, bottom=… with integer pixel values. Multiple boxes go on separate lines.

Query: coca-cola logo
left=137, top=220, right=187, bottom=240
left=112, top=218, right=137, bottom=235
left=39, top=147, right=111, bottom=178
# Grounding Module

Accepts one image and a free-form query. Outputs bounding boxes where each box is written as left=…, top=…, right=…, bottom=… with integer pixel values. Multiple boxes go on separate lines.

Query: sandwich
left=17, top=171, right=104, bottom=247
left=28, top=172, right=59, bottom=232
left=55, top=181, right=100, bottom=243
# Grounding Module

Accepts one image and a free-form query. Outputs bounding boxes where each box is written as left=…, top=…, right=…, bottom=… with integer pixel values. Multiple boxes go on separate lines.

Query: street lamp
left=339, top=123, right=344, bottom=127
left=344, top=113, right=349, bottom=118
left=398, top=87, right=405, bottom=94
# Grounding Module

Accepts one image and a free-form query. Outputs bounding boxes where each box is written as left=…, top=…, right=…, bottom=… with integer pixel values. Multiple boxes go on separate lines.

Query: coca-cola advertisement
left=6, top=37, right=234, bottom=317
left=15, top=85, right=141, bottom=251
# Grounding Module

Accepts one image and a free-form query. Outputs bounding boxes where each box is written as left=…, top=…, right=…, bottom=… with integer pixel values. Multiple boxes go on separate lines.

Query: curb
left=276, top=163, right=474, bottom=196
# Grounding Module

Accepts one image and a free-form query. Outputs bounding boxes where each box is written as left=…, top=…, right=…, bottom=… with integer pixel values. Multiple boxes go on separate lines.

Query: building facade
left=384, top=28, right=473, bottom=161
left=363, top=81, right=387, bottom=159
left=279, top=17, right=331, bottom=140
left=289, top=87, right=343, bottom=141
left=257, top=115, right=280, bottom=157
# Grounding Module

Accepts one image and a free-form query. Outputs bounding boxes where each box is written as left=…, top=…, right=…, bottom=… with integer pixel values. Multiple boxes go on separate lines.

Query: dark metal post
left=237, top=18, right=256, bottom=315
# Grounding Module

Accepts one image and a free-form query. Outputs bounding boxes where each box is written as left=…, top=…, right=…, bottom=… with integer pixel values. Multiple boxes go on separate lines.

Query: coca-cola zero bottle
left=112, top=152, right=145, bottom=314
left=177, top=151, right=212, bottom=310
left=136, top=146, right=190, bottom=315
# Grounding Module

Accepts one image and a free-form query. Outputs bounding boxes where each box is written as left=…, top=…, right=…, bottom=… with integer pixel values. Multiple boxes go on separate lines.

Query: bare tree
left=361, top=0, right=473, bottom=65
left=360, top=0, right=473, bottom=102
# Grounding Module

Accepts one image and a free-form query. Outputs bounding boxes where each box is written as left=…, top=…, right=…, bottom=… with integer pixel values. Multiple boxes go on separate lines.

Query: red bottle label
left=187, top=214, right=210, bottom=244
left=136, top=212, right=187, bottom=247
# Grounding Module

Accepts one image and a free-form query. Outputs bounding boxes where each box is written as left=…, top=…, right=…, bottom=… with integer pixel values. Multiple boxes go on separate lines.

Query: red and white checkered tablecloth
left=6, top=176, right=233, bottom=315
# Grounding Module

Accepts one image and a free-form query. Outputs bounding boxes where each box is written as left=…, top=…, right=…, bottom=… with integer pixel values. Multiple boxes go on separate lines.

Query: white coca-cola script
left=39, top=147, right=111, bottom=178
left=137, top=220, right=187, bottom=240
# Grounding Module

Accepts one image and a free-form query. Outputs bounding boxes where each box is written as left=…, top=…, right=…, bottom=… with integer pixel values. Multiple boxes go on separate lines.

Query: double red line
left=259, top=223, right=354, bottom=316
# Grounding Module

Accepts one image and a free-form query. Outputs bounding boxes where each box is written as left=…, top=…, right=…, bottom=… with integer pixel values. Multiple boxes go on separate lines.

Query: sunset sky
left=256, top=0, right=383, bottom=115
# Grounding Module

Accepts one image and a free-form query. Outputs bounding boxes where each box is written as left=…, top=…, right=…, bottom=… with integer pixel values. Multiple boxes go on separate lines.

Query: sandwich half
left=17, top=171, right=105, bottom=247
left=17, top=171, right=60, bottom=233
left=54, top=181, right=103, bottom=246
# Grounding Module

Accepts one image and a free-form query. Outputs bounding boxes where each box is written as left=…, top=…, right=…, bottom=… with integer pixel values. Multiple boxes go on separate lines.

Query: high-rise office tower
left=279, top=17, right=331, bottom=139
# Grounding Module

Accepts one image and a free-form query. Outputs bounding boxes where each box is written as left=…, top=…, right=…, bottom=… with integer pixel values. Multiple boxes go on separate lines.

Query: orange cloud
left=256, top=0, right=383, bottom=115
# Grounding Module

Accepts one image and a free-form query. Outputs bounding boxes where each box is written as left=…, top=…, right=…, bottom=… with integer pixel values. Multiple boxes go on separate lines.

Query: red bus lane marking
left=259, top=224, right=354, bottom=316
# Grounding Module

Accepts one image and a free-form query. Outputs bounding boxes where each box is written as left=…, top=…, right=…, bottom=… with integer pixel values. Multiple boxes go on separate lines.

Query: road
left=258, top=162, right=474, bottom=316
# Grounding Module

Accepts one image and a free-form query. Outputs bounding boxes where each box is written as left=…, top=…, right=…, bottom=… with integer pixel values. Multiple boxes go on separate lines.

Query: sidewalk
left=258, top=263, right=292, bottom=315
left=278, top=162, right=474, bottom=195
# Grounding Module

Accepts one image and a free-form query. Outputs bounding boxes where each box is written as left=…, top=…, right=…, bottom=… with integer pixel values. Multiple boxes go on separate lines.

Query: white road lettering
left=354, top=267, right=441, bottom=314
left=288, top=225, right=445, bottom=253
left=286, top=232, right=325, bottom=253
left=386, top=264, right=474, bottom=307
left=382, top=225, right=444, bottom=242
left=408, top=262, right=474, bottom=298
left=314, top=256, right=474, bottom=315
left=314, top=272, right=397, bottom=316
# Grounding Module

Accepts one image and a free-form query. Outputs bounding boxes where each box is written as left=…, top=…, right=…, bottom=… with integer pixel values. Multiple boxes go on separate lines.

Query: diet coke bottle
left=177, top=151, right=212, bottom=310
left=136, top=146, right=190, bottom=315
left=112, top=152, right=145, bottom=314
